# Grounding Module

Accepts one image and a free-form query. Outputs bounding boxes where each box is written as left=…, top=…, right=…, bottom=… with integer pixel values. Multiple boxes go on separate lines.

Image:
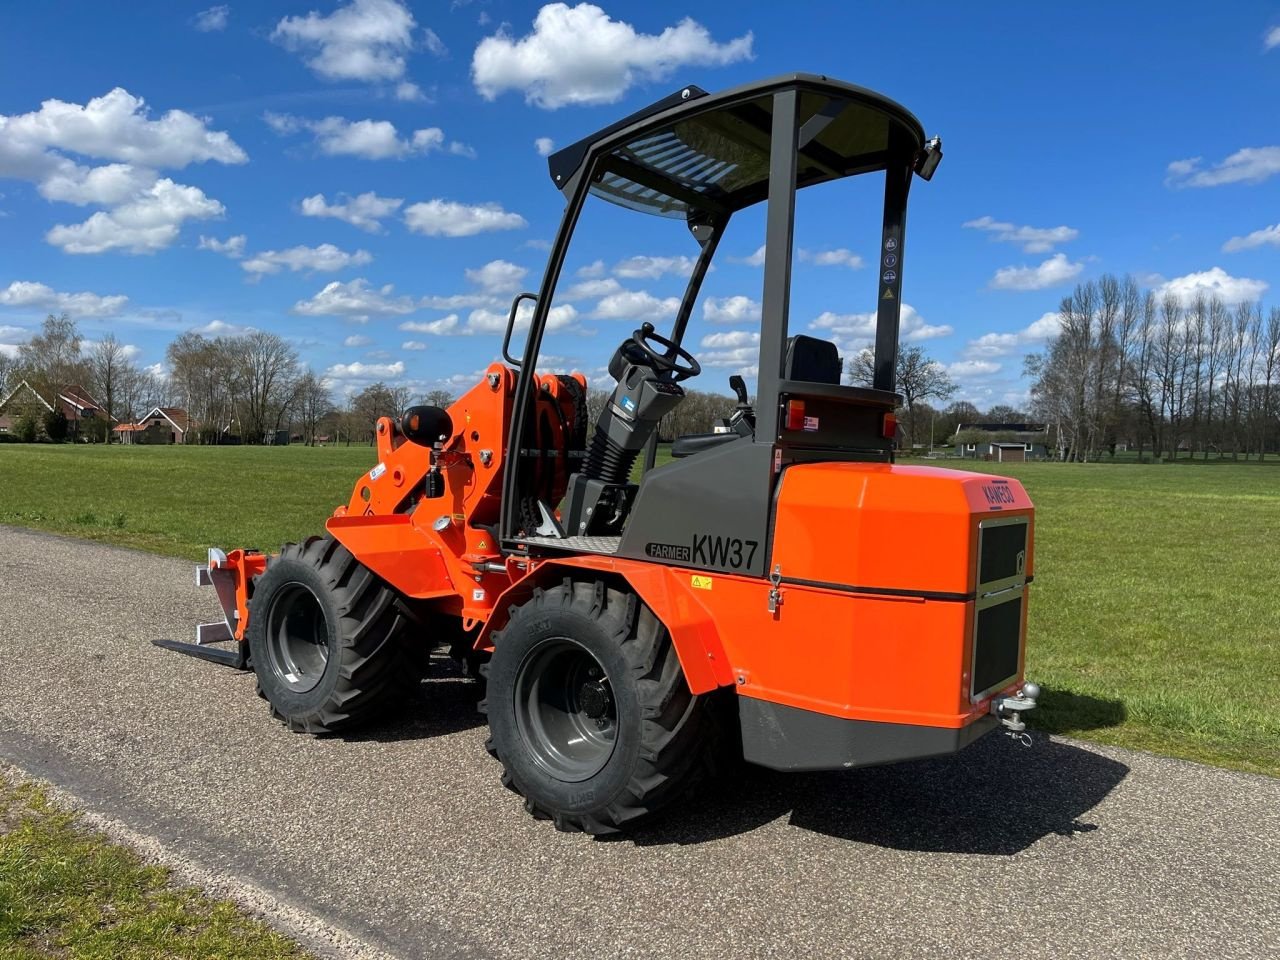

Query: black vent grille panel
left=972, top=596, right=1022, bottom=699
left=979, top=520, right=1027, bottom=587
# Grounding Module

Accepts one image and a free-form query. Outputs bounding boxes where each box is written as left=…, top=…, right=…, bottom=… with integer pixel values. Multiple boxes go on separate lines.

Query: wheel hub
left=513, top=638, right=618, bottom=782
left=578, top=680, right=611, bottom=719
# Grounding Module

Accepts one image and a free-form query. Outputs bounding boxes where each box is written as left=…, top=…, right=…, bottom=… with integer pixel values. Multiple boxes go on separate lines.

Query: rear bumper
left=739, top=696, right=999, bottom=772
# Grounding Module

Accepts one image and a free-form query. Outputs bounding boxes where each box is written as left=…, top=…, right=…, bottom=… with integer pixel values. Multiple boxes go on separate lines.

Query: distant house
left=135, top=406, right=193, bottom=444
left=0, top=380, right=53, bottom=434
left=0, top=380, right=112, bottom=438
left=57, top=385, right=107, bottom=428
left=955, top=422, right=1049, bottom=461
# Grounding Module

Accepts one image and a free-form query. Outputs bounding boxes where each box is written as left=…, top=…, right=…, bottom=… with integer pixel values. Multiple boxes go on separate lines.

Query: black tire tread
left=481, top=577, right=726, bottom=833
left=251, top=535, right=427, bottom=734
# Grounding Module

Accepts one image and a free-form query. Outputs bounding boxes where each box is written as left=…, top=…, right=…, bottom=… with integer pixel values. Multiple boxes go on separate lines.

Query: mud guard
left=475, top=555, right=734, bottom=695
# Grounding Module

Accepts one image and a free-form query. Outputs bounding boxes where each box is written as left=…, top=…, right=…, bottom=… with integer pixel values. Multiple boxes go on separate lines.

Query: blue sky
left=2, top=1, right=1279, bottom=407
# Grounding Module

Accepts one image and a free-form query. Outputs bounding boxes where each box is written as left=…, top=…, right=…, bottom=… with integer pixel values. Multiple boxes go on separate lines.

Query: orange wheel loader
left=159, top=74, right=1039, bottom=834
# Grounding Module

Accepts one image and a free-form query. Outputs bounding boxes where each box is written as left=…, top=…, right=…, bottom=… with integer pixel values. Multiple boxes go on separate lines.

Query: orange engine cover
left=709, top=462, right=1034, bottom=730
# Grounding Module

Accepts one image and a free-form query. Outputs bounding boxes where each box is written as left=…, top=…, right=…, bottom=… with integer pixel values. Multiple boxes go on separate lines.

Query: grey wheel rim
left=265, top=582, right=330, bottom=693
left=514, top=638, right=618, bottom=783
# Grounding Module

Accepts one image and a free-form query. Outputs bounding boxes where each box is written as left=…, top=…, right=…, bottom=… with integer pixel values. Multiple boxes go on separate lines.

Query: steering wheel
left=629, top=323, right=701, bottom=382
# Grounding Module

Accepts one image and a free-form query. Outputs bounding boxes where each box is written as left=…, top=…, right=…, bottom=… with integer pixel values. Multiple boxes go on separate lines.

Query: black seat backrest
left=784, top=335, right=842, bottom=384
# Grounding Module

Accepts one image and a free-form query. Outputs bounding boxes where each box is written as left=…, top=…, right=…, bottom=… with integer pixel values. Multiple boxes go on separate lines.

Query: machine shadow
left=1029, top=689, right=1128, bottom=737
left=340, top=659, right=486, bottom=743
left=630, top=733, right=1129, bottom=855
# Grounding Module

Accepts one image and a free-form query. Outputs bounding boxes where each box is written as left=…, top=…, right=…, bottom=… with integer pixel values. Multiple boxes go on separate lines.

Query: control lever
left=728, top=374, right=755, bottom=432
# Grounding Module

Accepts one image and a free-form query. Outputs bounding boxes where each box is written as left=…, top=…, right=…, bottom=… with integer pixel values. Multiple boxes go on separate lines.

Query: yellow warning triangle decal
left=881, top=287, right=895, bottom=300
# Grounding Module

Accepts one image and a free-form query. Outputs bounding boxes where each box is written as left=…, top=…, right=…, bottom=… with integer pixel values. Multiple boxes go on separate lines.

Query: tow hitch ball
left=993, top=681, right=1040, bottom=746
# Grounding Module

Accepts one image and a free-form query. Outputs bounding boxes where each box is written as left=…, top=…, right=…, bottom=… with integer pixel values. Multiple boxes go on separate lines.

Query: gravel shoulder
left=0, top=525, right=1276, bottom=960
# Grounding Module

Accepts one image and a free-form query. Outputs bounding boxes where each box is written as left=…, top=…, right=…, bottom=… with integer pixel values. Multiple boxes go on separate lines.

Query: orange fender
left=325, top=513, right=456, bottom=600
left=476, top=555, right=734, bottom=695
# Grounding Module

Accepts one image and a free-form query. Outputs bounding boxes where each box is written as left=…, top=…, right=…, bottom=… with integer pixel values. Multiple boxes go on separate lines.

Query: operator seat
left=671, top=335, right=843, bottom=458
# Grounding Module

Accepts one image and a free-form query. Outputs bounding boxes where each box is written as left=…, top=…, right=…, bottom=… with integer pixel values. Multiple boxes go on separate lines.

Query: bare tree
left=295, top=369, right=333, bottom=445
left=87, top=334, right=137, bottom=442
left=18, top=314, right=87, bottom=401
left=847, top=344, right=956, bottom=449
left=234, top=331, right=301, bottom=443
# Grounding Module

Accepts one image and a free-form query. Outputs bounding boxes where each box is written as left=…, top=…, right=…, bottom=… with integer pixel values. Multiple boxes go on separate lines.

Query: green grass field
left=0, top=775, right=310, bottom=959
left=2, top=443, right=1277, bottom=776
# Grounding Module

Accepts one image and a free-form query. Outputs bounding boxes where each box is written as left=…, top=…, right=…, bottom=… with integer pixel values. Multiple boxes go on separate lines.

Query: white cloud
left=300, top=191, right=402, bottom=232
left=472, top=3, right=753, bottom=109
left=448, top=141, right=477, bottom=159
left=272, top=0, right=416, bottom=83
left=38, top=162, right=157, bottom=206
left=593, top=289, right=679, bottom=323
left=403, top=199, right=526, bottom=237
left=696, top=328, right=759, bottom=370
left=400, top=314, right=459, bottom=335
left=962, top=216, right=1079, bottom=253
left=1155, top=267, right=1268, bottom=305
left=989, top=253, right=1083, bottom=291
left=947, top=359, right=1002, bottom=379
left=194, top=5, right=229, bottom=32
left=395, top=81, right=425, bottom=102
left=292, top=278, right=417, bottom=319
left=576, top=259, right=605, bottom=278
left=562, top=277, right=621, bottom=301
left=1223, top=224, right=1280, bottom=253
left=193, top=319, right=257, bottom=336
left=1165, top=147, right=1280, bottom=188
left=0, top=87, right=246, bottom=174
left=735, top=244, right=767, bottom=267
left=344, top=334, right=372, bottom=347
left=799, top=248, right=864, bottom=268
left=465, top=259, right=528, bottom=293
left=810, top=303, right=951, bottom=352
left=242, top=243, right=373, bottom=278
left=535, top=136, right=555, bottom=156
left=423, top=27, right=447, bottom=57
left=0, top=280, right=128, bottom=318
left=401, top=340, right=428, bottom=350
left=962, top=312, right=1064, bottom=359
left=613, top=254, right=697, bottom=279
left=410, top=127, right=444, bottom=152
left=703, top=295, right=760, bottom=324
left=46, top=178, right=224, bottom=254
left=0, top=324, right=28, bottom=339
left=198, top=234, right=246, bottom=258
left=1267, top=26, right=1280, bottom=50
left=699, top=329, right=757, bottom=349
left=267, top=113, right=454, bottom=160
left=0, top=89, right=244, bottom=255
left=82, top=339, right=142, bottom=360
left=325, top=360, right=407, bottom=380
left=465, top=301, right=578, bottom=335
left=1023, top=311, right=1063, bottom=340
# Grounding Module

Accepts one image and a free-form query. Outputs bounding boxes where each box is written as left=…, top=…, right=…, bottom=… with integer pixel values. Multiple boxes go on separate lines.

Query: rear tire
left=247, top=535, right=426, bottom=734
left=481, top=578, right=725, bottom=834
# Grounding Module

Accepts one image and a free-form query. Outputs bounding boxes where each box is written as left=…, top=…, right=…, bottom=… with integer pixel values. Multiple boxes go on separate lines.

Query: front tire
left=481, top=578, right=725, bottom=833
left=247, top=535, right=425, bottom=734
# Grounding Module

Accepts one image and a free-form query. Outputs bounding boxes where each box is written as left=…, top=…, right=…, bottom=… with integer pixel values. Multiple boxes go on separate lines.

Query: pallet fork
left=152, top=548, right=252, bottom=669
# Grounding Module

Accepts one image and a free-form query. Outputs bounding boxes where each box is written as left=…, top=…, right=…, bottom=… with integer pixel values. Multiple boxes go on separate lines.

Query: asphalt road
left=0, top=525, right=1276, bottom=960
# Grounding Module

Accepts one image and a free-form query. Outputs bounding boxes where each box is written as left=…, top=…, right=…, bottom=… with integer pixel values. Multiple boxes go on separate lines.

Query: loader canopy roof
left=547, top=73, right=927, bottom=219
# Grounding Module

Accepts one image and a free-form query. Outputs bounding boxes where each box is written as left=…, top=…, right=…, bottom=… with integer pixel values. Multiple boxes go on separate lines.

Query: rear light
left=785, top=399, right=806, bottom=431
left=881, top=412, right=897, bottom=439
